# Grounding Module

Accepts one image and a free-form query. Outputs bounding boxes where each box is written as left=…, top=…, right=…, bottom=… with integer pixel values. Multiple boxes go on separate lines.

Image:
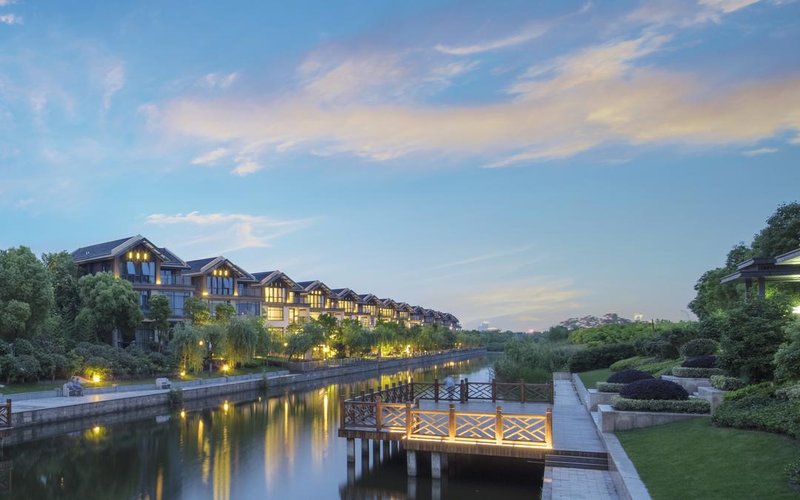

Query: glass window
left=267, top=307, right=284, bottom=321
left=265, top=286, right=285, bottom=303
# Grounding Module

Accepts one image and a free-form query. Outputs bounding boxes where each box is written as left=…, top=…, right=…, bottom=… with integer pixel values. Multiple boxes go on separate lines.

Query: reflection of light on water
left=156, top=467, right=163, bottom=500
left=213, top=424, right=231, bottom=500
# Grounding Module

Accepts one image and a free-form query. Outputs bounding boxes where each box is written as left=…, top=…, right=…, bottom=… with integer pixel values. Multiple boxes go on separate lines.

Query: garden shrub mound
left=607, top=369, right=654, bottom=384
left=609, top=356, right=683, bottom=377
left=613, top=398, right=710, bottom=414
left=679, top=338, right=719, bottom=358
left=681, top=355, right=717, bottom=368
left=597, top=382, right=626, bottom=393
left=619, top=379, right=689, bottom=401
left=710, top=375, right=744, bottom=392
left=568, top=343, right=636, bottom=372
left=713, top=384, right=800, bottom=439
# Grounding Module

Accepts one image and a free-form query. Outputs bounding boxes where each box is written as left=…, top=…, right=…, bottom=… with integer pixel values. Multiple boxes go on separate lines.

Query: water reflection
left=0, top=356, right=541, bottom=499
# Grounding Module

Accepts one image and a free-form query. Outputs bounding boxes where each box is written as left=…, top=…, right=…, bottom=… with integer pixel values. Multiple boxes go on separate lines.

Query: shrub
left=619, top=379, right=689, bottom=400
left=774, top=320, right=800, bottom=382
left=597, top=382, right=625, bottom=393
left=634, top=338, right=673, bottom=360
left=608, top=356, right=682, bottom=376
left=713, top=393, right=800, bottom=438
left=724, top=382, right=775, bottom=401
left=167, top=388, right=183, bottom=409
left=710, top=375, right=745, bottom=391
left=680, top=338, right=719, bottom=358
left=568, top=343, right=637, bottom=372
left=494, top=339, right=577, bottom=383
left=681, top=355, right=717, bottom=368
left=610, top=356, right=649, bottom=372
left=786, top=458, right=800, bottom=487
left=719, top=298, right=792, bottom=382
left=775, top=383, right=800, bottom=401
left=671, top=367, right=725, bottom=378
left=612, top=397, right=710, bottom=414
left=607, top=369, right=654, bottom=384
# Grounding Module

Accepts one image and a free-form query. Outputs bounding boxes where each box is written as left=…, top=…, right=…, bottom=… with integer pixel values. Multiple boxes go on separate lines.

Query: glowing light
left=93, top=426, right=101, bottom=434
left=180, top=370, right=186, bottom=377
left=198, top=340, right=205, bottom=346
left=180, top=410, right=186, bottom=419
left=793, top=305, right=800, bottom=315
left=202, top=291, right=209, bottom=296
left=222, top=363, right=230, bottom=372
left=92, top=374, right=101, bottom=383
left=223, top=401, right=229, bottom=412
left=283, top=342, right=288, bottom=347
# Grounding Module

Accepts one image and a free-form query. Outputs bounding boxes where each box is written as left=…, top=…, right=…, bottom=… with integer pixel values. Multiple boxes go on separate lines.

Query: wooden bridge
left=339, top=378, right=589, bottom=478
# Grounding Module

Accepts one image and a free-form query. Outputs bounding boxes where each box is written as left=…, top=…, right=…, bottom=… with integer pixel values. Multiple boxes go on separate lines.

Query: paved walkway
left=11, top=389, right=167, bottom=412
left=545, top=466, right=618, bottom=500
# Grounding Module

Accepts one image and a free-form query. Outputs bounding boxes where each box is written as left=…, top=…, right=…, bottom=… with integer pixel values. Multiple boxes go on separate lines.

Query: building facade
left=72, top=234, right=461, bottom=345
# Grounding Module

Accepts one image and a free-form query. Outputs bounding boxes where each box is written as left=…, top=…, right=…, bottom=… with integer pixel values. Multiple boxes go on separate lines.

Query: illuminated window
left=340, top=300, right=355, bottom=313
left=265, top=286, right=285, bottom=303
left=267, top=307, right=284, bottom=321
left=308, top=290, right=325, bottom=309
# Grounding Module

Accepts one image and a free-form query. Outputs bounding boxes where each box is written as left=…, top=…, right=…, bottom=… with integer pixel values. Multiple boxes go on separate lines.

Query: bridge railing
left=339, top=397, right=552, bottom=448
left=0, top=399, right=10, bottom=428
left=350, top=379, right=553, bottom=404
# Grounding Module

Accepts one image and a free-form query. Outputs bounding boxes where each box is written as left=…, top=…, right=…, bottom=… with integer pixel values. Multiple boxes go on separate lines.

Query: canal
left=0, top=356, right=543, bottom=499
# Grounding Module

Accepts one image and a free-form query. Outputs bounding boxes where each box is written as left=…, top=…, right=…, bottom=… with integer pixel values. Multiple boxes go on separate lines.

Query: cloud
left=435, top=24, right=548, bottom=55
left=191, top=147, right=229, bottom=165
left=0, top=13, right=21, bottom=25
left=201, top=72, right=239, bottom=89
left=102, top=64, right=124, bottom=110
left=144, top=211, right=315, bottom=253
left=453, top=279, right=587, bottom=326
left=0, top=0, right=16, bottom=5
left=431, top=244, right=536, bottom=270
left=742, top=147, right=778, bottom=156
left=232, top=159, right=262, bottom=175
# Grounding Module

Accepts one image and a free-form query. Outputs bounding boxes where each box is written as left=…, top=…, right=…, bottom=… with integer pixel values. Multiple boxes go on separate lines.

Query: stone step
left=545, top=454, right=609, bottom=471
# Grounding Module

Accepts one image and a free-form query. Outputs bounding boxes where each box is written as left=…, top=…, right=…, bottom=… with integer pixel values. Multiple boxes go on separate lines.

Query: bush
left=786, top=458, right=800, bottom=487
left=597, top=382, right=625, bottom=393
left=724, top=382, right=775, bottom=401
left=608, top=356, right=682, bottom=376
left=610, top=356, right=649, bottom=371
left=619, top=379, right=689, bottom=400
left=568, top=343, right=637, bottom=372
left=710, top=375, right=745, bottom=391
left=713, top=393, right=800, bottom=438
left=612, top=397, right=710, bottom=414
left=680, top=338, right=719, bottom=357
left=607, top=369, right=654, bottom=384
left=774, top=320, right=800, bottom=382
left=672, top=367, right=725, bottom=378
left=494, top=339, right=577, bottom=383
left=719, top=298, right=792, bottom=382
left=775, top=383, right=800, bottom=401
left=681, top=355, right=717, bottom=368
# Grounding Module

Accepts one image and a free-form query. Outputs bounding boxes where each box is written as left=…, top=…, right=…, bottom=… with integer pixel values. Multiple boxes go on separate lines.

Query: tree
left=339, top=320, right=373, bottom=357
left=718, top=298, right=791, bottom=382
left=75, top=273, right=143, bottom=345
left=221, top=316, right=260, bottom=366
left=751, top=202, right=800, bottom=257
left=0, top=246, right=54, bottom=340
left=286, top=330, right=315, bottom=361
left=184, top=297, right=211, bottom=325
left=148, top=295, right=172, bottom=344
left=213, top=303, right=236, bottom=323
left=41, top=251, right=81, bottom=326
left=170, top=324, right=205, bottom=373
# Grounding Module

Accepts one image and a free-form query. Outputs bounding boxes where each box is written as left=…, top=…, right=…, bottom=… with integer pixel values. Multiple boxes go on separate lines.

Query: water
left=0, top=356, right=543, bottom=499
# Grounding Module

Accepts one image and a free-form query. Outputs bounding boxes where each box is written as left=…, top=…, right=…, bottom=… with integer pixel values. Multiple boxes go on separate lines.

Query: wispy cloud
left=200, top=72, right=239, bottom=89
left=102, top=64, right=124, bottom=110
left=435, top=24, right=548, bottom=55
left=145, top=211, right=315, bottom=253
left=0, top=13, right=21, bottom=25
left=191, top=147, right=229, bottom=165
left=742, top=147, right=778, bottom=156
left=431, top=244, right=536, bottom=270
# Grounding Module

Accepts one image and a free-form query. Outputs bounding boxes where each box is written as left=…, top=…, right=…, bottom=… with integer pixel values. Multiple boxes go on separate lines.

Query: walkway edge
left=572, top=374, right=652, bottom=500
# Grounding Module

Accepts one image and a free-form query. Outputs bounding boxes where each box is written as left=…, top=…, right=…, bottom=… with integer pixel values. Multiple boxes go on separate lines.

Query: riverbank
left=6, top=348, right=486, bottom=431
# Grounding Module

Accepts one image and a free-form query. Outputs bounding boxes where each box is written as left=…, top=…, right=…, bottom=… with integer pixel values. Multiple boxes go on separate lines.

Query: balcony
left=124, top=274, right=193, bottom=287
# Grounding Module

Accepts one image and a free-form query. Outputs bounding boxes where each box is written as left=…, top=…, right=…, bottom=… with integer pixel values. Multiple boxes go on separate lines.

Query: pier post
left=431, top=452, right=442, bottom=479
left=347, top=461, right=355, bottom=486
left=382, top=439, right=389, bottom=459
left=495, top=406, right=503, bottom=445
left=441, top=453, right=448, bottom=471
left=545, top=408, right=553, bottom=448
left=372, top=439, right=380, bottom=465
left=407, top=450, right=418, bottom=477
left=346, top=438, right=355, bottom=463
left=361, top=438, right=369, bottom=459
left=448, top=404, right=456, bottom=440
left=432, top=478, right=442, bottom=500
left=492, top=379, right=497, bottom=402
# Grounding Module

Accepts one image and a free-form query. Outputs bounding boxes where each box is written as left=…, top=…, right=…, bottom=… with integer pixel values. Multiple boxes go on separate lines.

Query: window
left=206, top=275, right=233, bottom=295
left=265, top=286, right=285, bottom=303
left=267, top=307, right=284, bottom=321
left=289, top=308, right=300, bottom=324
left=121, top=247, right=156, bottom=284
left=307, top=290, right=324, bottom=309
left=237, top=302, right=260, bottom=316
left=340, top=300, right=355, bottom=313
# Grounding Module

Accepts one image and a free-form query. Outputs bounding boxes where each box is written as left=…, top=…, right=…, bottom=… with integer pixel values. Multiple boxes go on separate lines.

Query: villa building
left=721, top=247, right=800, bottom=300
left=72, top=234, right=461, bottom=346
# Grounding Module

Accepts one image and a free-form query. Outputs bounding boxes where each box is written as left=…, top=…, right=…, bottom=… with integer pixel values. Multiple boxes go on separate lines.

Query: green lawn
left=617, top=417, right=800, bottom=500
left=578, top=368, right=612, bottom=388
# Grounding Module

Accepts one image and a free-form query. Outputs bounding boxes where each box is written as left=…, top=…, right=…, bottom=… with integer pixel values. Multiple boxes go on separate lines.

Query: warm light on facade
left=793, top=305, right=800, bottom=315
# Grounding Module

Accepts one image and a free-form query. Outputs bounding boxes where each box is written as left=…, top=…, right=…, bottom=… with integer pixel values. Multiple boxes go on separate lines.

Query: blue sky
left=1, top=0, right=799, bottom=331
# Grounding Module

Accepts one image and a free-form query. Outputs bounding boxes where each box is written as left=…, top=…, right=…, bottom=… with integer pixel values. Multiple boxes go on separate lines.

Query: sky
left=1, top=0, right=799, bottom=331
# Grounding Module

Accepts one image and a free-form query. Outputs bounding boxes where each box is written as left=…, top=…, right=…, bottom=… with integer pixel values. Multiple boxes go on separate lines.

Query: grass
left=578, top=368, right=612, bottom=388
left=617, top=417, right=800, bottom=500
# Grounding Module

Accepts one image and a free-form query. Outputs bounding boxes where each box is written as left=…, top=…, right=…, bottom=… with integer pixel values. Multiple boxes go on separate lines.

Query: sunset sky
left=1, top=0, right=799, bottom=330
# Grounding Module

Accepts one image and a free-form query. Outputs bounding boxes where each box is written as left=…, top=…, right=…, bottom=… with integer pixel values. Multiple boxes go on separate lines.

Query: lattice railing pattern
left=380, top=404, right=407, bottom=431
left=502, top=415, right=547, bottom=443
left=410, top=411, right=449, bottom=437
left=343, top=401, right=376, bottom=428
left=455, top=413, right=496, bottom=440
left=412, top=383, right=436, bottom=400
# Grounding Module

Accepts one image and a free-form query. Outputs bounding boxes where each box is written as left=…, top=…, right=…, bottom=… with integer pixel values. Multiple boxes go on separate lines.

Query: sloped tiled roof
left=186, top=257, right=216, bottom=274
left=158, top=247, right=190, bottom=269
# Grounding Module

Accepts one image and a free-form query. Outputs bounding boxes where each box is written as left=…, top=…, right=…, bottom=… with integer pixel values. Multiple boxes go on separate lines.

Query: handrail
left=346, top=378, right=553, bottom=404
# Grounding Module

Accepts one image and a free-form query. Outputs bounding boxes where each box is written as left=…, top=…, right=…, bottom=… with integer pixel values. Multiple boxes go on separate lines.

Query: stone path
left=11, top=389, right=167, bottom=412
left=545, top=466, right=618, bottom=500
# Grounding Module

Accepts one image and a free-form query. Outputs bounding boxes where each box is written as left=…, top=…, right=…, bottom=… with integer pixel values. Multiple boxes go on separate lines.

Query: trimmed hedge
left=612, top=397, right=710, bottom=414
left=607, top=369, right=654, bottom=384
left=775, top=383, right=800, bottom=401
left=597, top=382, right=625, bottom=393
left=619, top=379, right=689, bottom=400
left=608, top=356, right=682, bottom=376
left=709, top=375, right=745, bottom=391
left=568, top=343, right=637, bottom=372
left=713, top=394, right=800, bottom=438
left=681, top=355, right=718, bottom=368
left=672, top=367, right=725, bottom=378
left=679, top=338, right=719, bottom=357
